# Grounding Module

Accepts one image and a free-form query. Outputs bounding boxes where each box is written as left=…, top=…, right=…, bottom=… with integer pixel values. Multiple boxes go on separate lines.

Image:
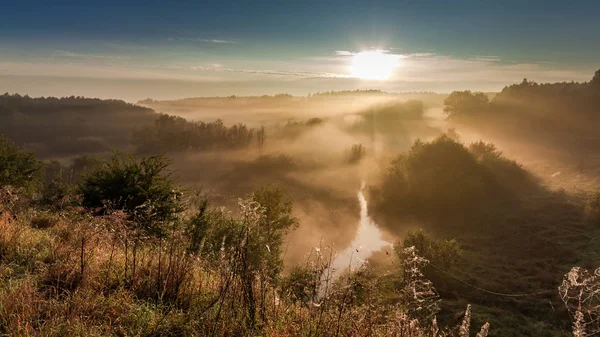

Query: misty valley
left=1, top=70, right=600, bottom=336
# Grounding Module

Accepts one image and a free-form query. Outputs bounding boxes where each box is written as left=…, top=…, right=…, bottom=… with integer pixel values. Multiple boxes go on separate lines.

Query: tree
left=0, top=134, right=43, bottom=192
left=77, top=154, right=183, bottom=236
left=443, top=91, right=489, bottom=119
left=347, top=143, right=366, bottom=164
left=248, top=186, right=298, bottom=279
left=375, top=135, right=493, bottom=217
left=592, top=69, right=600, bottom=86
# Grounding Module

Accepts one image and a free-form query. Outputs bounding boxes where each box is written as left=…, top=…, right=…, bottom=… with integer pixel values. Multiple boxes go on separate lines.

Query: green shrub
left=398, top=229, right=461, bottom=270
left=280, top=265, right=320, bottom=304
left=41, top=156, right=102, bottom=210
left=187, top=186, right=297, bottom=281
left=77, top=154, right=183, bottom=236
left=0, top=134, right=43, bottom=192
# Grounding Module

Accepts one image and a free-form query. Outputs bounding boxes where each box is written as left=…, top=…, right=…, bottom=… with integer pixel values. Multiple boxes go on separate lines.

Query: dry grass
left=0, top=203, right=492, bottom=336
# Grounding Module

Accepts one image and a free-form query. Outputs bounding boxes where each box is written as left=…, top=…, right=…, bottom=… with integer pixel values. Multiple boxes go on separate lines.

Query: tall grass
left=0, top=193, right=492, bottom=336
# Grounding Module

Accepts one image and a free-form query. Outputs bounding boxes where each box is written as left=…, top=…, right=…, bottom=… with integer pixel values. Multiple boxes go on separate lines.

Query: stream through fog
left=318, top=182, right=391, bottom=298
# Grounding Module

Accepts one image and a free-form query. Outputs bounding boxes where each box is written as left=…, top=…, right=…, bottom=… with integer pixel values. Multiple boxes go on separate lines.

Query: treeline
left=348, top=99, right=426, bottom=138
left=138, top=93, right=294, bottom=105
left=0, top=93, right=156, bottom=157
left=443, top=70, right=600, bottom=147
left=132, top=113, right=266, bottom=153
left=308, top=89, right=389, bottom=97
left=0, top=93, right=267, bottom=157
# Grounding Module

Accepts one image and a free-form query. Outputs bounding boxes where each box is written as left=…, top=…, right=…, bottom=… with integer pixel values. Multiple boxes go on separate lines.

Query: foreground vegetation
left=2, top=133, right=599, bottom=336
left=0, top=137, right=497, bottom=336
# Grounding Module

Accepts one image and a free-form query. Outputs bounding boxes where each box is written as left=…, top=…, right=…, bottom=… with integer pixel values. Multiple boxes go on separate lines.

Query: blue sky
left=1, top=0, right=599, bottom=100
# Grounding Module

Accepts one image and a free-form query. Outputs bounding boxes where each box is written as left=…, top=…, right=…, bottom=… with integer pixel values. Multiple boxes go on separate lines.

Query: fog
left=3, top=71, right=600, bottom=335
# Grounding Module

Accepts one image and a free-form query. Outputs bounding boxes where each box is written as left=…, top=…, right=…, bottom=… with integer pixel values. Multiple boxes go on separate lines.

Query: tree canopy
left=0, top=134, right=43, bottom=192
left=77, top=154, right=183, bottom=236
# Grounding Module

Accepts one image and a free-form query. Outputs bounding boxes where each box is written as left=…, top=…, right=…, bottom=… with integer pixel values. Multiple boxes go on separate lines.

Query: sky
left=1, top=0, right=599, bottom=101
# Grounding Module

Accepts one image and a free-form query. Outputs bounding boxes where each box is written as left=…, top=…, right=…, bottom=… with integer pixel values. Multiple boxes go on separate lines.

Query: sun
left=350, top=50, right=399, bottom=80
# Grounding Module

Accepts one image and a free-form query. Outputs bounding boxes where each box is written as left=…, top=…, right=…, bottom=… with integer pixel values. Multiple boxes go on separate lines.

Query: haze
left=1, top=1, right=600, bottom=336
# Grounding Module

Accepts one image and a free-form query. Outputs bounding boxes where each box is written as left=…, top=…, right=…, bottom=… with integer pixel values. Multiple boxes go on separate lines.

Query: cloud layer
left=0, top=47, right=596, bottom=101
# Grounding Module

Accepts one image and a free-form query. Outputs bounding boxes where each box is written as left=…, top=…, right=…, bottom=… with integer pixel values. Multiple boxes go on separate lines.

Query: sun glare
left=350, top=50, right=399, bottom=80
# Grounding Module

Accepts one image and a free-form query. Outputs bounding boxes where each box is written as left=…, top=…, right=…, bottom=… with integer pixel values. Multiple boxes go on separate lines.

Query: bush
left=0, top=134, right=43, bottom=192
left=280, top=265, right=320, bottom=304
left=41, top=156, right=103, bottom=210
left=77, top=154, right=183, bottom=236
left=398, top=229, right=461, bottom=270
left=186, top=186, right=297, bottom=281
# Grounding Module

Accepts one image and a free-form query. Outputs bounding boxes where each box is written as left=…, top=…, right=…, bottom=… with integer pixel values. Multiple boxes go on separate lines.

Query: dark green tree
left=77, top=154, right=183, bottom=236
left=0, top=134, right=43, bottom=192
left=443, top=90, right=489, bottom=119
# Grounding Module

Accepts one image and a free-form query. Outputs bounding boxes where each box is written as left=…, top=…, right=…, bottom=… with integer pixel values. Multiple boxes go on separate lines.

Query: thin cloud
left=404, top=52, right=436, bottom=58
left=469, top=56, right=502, bottom=62
left=169, top=37, right=236, bottom=44
left=55, top=50, right=131, bottom=60
left=335, top=51, right=353, bottom=56
left=190, top=65, right=348, bottom=78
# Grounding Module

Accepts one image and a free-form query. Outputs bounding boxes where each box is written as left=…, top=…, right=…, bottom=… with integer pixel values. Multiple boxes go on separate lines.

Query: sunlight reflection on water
left=318, top=181, right=391, bottom=298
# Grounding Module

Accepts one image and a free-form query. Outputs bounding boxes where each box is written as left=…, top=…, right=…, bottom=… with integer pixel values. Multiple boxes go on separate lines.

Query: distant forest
left=0, top=94, right=264, bottom=158
left=443, top=70, right=600, bottom=150
left=2, top=70, right=599, bottom=158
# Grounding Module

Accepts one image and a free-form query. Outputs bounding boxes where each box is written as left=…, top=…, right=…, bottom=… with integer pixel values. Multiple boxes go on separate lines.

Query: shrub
left=41, top=178, right=76, bottom=210
left=186, top=186, right=297, bottom=281
left=398, top=229, right=461, bottom=270
left=77, top=154, right=183, bottom=237
left=0, top=134, right=43, bottom=192
left=41, top=156, right=102, bottom=210
left=280, top=265, right=320, bottom=304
